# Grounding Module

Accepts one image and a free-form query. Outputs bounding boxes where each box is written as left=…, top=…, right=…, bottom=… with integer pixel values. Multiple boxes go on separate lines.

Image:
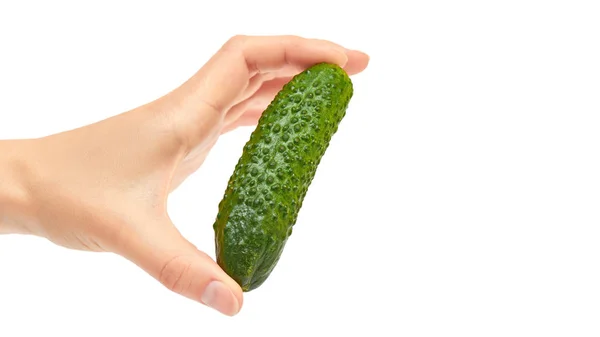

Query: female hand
left=0, top=35, right=369, bottom=316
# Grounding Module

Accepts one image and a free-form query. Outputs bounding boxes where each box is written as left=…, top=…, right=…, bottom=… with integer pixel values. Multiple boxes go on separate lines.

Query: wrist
left=0, top=139, right=35, bottom=234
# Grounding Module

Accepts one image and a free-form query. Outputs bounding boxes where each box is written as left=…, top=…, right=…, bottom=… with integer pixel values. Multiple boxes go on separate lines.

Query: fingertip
left=343, top=49, right=370, bottom=75
left=196, top=259, right=244, bottom=316
left=354, top=49, right=370, bottom=64
left=201, top=280, right=242, bottom=316
left=220, top=273, right=245, bottom=310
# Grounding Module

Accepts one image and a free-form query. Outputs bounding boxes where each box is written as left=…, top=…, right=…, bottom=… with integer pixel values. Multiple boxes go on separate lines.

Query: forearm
left=0, top=139, right=34, bottom=234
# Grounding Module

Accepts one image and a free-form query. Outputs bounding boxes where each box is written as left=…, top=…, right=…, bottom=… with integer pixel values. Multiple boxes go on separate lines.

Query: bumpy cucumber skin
left=213, top=63, right=353, bottom=291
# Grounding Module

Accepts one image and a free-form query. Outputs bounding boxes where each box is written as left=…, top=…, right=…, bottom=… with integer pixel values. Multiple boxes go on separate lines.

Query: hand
left=3, top=35, right=369, bottom=316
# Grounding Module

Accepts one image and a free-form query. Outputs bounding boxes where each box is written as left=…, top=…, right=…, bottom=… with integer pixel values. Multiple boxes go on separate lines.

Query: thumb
left=115, top=218, right=243, bottom=316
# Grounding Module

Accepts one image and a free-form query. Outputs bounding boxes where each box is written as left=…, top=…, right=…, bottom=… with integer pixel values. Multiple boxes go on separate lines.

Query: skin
left=0, top=35, right=369, bottom=316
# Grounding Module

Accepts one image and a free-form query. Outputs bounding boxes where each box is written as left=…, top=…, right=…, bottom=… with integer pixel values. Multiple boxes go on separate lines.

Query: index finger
left=220, top=35, right=350, bottom=75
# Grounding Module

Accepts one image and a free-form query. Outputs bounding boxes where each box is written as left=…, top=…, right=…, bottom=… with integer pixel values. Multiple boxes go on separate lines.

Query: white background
left=1, top=1, right=599, bottom=336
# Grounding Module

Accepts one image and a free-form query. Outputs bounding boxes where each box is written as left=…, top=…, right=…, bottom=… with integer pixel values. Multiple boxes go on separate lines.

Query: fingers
left=170, top=35, right=368, bottom=150
left=224, top=76, right=293, bottom=126
left=233, top=72, right=277, bottom=105
left=343, top=49, right=370, bottom=75
left=179, top=35, right=353, bottom=114
left=116, top=218, right=243, bottom=316
left=158, top=252, right=242, bottom=316
left=250, top=48, right=369, bottom=80
left=221, top=35, right=349, bottom=75
left=221, top=108, right=262, bottom=134
left=221, top=49, right=370, bottom=134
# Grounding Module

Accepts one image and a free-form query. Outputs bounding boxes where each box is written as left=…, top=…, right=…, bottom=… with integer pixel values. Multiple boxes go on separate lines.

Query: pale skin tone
left=0, top=35, right=369, bottom=316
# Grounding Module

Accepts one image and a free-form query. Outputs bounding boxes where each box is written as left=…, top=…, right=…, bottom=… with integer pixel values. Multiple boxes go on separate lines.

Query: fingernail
left=331, top=48, right=348, bottom=67
left=353, top=49, right=370, bottom=59
left=201, top=281, right=240, bottom=316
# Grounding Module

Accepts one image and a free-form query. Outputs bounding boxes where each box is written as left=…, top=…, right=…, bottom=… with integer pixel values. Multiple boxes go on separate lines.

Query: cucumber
left=213, top=63, right=354, bottom=291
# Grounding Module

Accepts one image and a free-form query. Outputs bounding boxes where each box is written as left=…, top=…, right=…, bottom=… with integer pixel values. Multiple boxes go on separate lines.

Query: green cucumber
left=213, top=62, right=353, bottom=291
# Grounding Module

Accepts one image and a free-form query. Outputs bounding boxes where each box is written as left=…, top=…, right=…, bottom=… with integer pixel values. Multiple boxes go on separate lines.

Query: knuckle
left=223, top=35, right=249, bottom=50
left=159, top=256, right=194, bottom=295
